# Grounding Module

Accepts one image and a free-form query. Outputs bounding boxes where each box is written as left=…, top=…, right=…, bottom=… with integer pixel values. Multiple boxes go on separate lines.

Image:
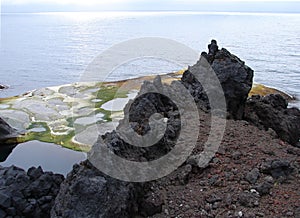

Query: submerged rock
left=244, top=94, right=300, bottom=146
left=181, top=40, right=254, bottom=119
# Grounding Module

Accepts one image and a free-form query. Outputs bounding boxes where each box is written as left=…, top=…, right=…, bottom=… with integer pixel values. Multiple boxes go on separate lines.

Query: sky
left=1, top=0, right=300, bottom=13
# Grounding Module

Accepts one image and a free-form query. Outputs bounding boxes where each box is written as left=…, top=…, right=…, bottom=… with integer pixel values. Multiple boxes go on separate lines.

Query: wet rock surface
left=244, top=94, right=300, bottom=146
left=0, top=165, right=64, bottom=218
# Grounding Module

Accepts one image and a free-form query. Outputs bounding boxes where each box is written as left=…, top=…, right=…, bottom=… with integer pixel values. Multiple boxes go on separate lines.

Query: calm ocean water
left=0, top=12, right=299, bottom=107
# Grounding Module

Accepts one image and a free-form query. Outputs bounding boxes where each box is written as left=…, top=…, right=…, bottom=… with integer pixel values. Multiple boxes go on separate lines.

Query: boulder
left=0, top=117, right=20, bottom=144
left=259, top=159, right=294, bottom=179
left=51, top=161, right=141, bottom=218
left=181, top=40, right=254, bottom=119
left=238, top=191, right=260, bottom=208
left=244, top=94, right=300, bottom=146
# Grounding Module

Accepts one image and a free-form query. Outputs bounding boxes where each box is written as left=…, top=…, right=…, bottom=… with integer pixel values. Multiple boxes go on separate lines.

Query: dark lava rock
left=245, top=168, right=260, bottom=184
left=139, top=193, right=163, bottom=217
left=51, top=161, right=141, bottom=218
left=181, top=40, right=254, bottom=119
left=260, top=159, right=294, bottom=179
left=0, top=165, right=64, bottom=217
left=244, top=94, right=300, bottom=146
left=206, top=194, right=222, bottom=204
left=0, top=209, right=6, bottom=218
left=0, top=190, right=11, bottom=208
left=254, top=176, right=274, bottom=196
left=94, top=76, right=184, bottom=163
left=238, top=191, right=260, bottom=208
left=27, top=166, right=44, bottom=180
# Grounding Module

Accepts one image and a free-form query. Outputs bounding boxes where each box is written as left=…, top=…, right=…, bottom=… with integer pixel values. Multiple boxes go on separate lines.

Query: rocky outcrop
left=51, top=75, right=188, bottom=217
left=0, top=117, right=21, bottom=161
left=244, top=94, right=300, bottom=146
left=0, top=165, right=64, bottom=218
left=181, top=40, right=254, bottom=119
left=0, top=117, right=20, bottom=144
left=51, top=161, right=141, bottom=218
left=0, top=84, right=8, bottom=90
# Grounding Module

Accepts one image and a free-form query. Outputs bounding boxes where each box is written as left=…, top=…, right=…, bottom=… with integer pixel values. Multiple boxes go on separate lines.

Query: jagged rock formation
left=181, top=40, right=254, bottom=119
left=244, top=94, right=300, bottom=147
left=0, top=166, right=64, bottom=217
left=51, top=161, right=141, bottom=218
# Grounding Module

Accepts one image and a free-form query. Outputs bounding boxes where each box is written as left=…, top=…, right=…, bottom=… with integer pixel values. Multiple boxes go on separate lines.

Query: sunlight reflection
left=37, top=11, right=165, bottom=22
left=36, top=11, right=300, bottom=23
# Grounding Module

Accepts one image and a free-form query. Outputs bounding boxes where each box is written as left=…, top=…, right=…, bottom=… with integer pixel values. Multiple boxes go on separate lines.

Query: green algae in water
left=6, top=85, right=130, bottom=152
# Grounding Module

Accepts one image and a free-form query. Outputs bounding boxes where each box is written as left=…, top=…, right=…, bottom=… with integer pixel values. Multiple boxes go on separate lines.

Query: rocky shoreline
left=0, top=166, right=64, bottom=217
left=0, top=40, right=300, bottom=218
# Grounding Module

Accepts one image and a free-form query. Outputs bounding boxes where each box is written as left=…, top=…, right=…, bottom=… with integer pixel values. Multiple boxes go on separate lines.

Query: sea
left=0, top=12, right=299, bottom=174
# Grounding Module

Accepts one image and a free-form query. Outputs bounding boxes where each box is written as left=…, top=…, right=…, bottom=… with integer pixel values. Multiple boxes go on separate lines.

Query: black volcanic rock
left=181, top=40, right=254, bottom=119
left=244, top=94, right=300, bottom=146
left=51, top=161, right=141, bottom=218
left=0, top=166, right=64, bottom=217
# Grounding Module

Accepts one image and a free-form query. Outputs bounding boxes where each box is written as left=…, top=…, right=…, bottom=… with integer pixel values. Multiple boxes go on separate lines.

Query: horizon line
left=1, top=10, right=300, bottom=14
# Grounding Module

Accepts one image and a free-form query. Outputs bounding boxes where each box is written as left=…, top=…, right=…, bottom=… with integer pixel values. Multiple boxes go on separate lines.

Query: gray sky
left=2, top=0, right=300, bottom=13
